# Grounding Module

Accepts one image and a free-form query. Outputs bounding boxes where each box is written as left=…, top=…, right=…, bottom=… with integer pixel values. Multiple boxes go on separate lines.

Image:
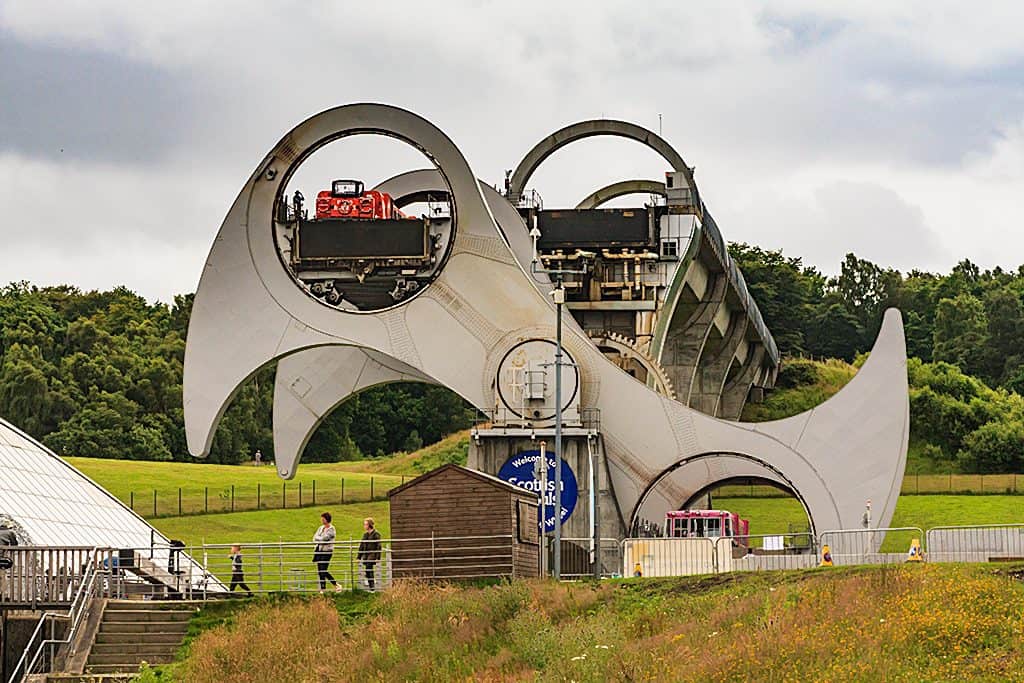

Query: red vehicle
left=665, top=509, right=750, bottom=545
left=314, top=179, right=408, bottom=220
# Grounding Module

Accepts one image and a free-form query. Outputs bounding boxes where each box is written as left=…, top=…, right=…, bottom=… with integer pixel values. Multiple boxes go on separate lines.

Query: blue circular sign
left=497, top=449, right=578, bottom=531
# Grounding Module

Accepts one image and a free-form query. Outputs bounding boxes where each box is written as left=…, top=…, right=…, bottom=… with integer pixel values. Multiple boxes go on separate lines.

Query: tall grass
left=172, top=564, right=1024, bottom=682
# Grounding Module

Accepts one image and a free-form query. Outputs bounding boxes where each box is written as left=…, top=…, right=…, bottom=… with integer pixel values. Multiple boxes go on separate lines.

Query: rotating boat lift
left=183, top=104, right=908, bottom=549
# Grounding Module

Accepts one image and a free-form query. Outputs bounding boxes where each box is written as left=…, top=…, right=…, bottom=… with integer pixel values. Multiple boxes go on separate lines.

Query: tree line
left=3, top=244, right=1024, bottom=470
left=0, top=283, right=475, bottom=464
left=730, top=245, right=1024, bottom=472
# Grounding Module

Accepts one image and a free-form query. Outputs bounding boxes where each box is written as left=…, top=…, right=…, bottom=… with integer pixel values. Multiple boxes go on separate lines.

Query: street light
left=530, top=226, right=588, bottom=581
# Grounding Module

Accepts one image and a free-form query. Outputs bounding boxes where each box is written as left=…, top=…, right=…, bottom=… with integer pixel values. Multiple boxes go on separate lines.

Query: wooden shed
left=388, top=464, right=540, bottom=580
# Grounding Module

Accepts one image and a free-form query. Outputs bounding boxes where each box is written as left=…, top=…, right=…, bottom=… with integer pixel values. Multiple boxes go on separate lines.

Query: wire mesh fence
left=123, top=475, right=407, bottom=518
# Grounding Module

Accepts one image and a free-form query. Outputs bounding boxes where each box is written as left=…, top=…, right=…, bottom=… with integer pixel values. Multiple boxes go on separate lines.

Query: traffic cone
left=906, top=538, right=923, bottom=562
left=633, top=562, right=643, bottom=577
left=819, top=544, right=833, bottom=567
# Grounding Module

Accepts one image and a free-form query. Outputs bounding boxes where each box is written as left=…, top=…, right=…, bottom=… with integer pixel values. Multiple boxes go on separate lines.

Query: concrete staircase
left=79, top=600, right=196, bottom=676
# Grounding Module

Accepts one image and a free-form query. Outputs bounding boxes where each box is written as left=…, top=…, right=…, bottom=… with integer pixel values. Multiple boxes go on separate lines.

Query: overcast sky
left=2, top=1, right=1023, bottom=303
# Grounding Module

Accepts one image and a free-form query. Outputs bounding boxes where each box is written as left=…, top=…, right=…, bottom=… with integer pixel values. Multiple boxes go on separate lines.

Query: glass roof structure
left=0, top=416, right=177, bottom=550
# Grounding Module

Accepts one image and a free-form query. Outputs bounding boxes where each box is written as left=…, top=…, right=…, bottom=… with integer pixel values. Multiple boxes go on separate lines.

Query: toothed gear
left=592, top=332, right=676, bottom=400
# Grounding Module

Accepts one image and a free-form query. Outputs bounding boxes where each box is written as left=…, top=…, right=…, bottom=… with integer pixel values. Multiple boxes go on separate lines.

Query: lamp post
left=529, top=225, right=590, bottom=581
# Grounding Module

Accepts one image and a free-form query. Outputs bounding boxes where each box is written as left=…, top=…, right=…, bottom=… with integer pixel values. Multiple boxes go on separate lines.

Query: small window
left=660, top=239, right=678, bottom=259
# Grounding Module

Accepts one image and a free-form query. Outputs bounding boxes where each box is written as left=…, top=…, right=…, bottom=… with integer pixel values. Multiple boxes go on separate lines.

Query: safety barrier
left=715, top=533, right=818, bottom=572
left=558, top=537, right=622, bottom=579
left=925, top=524, right=1024, bottom=564
left=816, top=527, right=924, bottom=566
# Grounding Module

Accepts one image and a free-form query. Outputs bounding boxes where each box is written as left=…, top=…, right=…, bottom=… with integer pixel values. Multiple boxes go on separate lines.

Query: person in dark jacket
left=357, top=517, right=382, bottom=590
left=228, top=544, right=253, bottom=597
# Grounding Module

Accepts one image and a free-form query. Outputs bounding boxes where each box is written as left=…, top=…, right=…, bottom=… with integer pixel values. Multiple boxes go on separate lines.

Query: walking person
left=357, top=517, right=382, bottom=591
left=228, top=544, right=253, bottom=597
left=313, top=512, right=341, bottom=593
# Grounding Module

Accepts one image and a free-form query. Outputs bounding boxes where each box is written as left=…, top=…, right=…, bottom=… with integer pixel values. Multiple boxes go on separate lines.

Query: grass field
left=66, top=457, right=406, bottom=517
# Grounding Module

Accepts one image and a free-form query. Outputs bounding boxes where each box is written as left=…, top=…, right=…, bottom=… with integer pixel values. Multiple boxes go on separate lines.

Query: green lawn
left=151, top=501, right=390, bottom=547
left=65, top=457, right=407, bottom=517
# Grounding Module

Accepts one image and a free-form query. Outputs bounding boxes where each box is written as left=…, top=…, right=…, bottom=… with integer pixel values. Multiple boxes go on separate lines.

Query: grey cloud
left=0, top=30, right=205, bottom=163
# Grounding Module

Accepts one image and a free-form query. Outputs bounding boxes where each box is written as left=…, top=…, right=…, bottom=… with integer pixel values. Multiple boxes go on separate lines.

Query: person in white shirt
left=312, top=511, right=341, bottom=592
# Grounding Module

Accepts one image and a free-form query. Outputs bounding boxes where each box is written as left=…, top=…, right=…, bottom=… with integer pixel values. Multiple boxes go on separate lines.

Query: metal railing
left=818, top=527, right=924, bottom=566
left=558, top=537, right=621, bottom=579
left=8, top=548, right=104, bottom=683
left=197, top=535, right=525, bottom=594
left=716, top=533, right=818, bottom=573
left=926, top=524, right=1024, bottom=564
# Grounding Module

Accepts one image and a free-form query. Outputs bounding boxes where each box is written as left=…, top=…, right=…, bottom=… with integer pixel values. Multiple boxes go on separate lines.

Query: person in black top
left=228, top=544, right=253, bottom=597
left=357, top=517, right=382, bottom=590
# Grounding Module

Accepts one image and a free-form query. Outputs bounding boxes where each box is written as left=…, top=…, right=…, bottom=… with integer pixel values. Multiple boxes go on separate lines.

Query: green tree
left=933, top=294, right=988, bottom=377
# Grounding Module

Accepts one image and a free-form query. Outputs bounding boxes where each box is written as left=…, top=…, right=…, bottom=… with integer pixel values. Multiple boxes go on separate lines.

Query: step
left=99, top=620, right=189, bottom=634
left=90, top=642, right=180, bottom=657
left=47, top=674, right=136, bottom=682
left=82, top=664, right=150, bottom=675
left=95, top=630, right=186, bottom=645
left=86, top=652, right=177, bottom=666
left=101, top=609, right=192, bottom=622
left=104, top=600, right=203, bottom=611
left=101, top=620, right=191, bottom=633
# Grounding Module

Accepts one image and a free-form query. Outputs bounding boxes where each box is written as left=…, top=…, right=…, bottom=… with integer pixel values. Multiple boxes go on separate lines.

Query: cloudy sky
left=2, top=1, right=1023, bottom=303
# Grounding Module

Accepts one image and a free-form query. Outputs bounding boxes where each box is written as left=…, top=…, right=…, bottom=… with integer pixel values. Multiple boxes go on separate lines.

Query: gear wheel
left=592, top=332, right=676, bottom=400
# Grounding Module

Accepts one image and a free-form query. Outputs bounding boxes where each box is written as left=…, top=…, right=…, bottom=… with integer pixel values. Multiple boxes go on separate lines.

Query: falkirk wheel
left=183, top=103, right=909, bottom=548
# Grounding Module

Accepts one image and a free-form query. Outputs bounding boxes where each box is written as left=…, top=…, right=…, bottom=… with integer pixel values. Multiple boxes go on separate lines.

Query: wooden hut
left=388, top=464, right=539, bottom=579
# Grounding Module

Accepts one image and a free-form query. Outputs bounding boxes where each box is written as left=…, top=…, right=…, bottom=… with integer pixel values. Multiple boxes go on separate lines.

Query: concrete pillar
left=718, top=344, right=766, bottom=420
left=689, top=315, right=749, bottom=416
left=660, top=274, right=726, bottom=408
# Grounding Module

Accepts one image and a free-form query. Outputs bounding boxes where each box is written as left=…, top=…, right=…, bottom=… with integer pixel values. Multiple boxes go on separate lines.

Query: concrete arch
left=575, top=179, right=667, bottom=209
left=507, top=120, right=698, bottom=209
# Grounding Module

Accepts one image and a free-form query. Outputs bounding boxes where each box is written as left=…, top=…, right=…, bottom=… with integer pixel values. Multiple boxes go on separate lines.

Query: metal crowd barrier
left=716, top=533, right=818, bottom=573
left=925, top=524, right=1024, bottom=564
left=558, top=537, right=622, bottom=579
left=818, top=527, right=924, bottom=566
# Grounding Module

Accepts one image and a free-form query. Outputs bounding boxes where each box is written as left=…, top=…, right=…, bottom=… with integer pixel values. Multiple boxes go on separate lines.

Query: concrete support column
left=689, top=315, right=749, bottom=416
left=660, top=274, right=726, bottom=406
left=718, top=344, right=766, bottom=420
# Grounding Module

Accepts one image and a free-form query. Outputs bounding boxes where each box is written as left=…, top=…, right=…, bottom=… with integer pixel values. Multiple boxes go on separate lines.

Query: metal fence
left=198, top=535, right=526, bottom=594
left=125, top=475, right=404, bottom=518
left=926, top=524, right=1024, bottom=563
left=818, top=527, right=924, bottom=566
left=558, top=537, right=622, bottom=579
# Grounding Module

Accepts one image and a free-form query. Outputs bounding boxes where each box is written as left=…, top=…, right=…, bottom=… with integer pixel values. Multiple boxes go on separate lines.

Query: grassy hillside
left=152, top=564, right=1024, bottom=682
left=740, top=357, right=857, bottom=422
left=336, top=430, right=470, bottom=475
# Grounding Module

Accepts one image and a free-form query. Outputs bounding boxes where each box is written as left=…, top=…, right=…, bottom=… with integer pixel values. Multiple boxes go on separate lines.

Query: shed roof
left=387, top=463, right=538, bottom=500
